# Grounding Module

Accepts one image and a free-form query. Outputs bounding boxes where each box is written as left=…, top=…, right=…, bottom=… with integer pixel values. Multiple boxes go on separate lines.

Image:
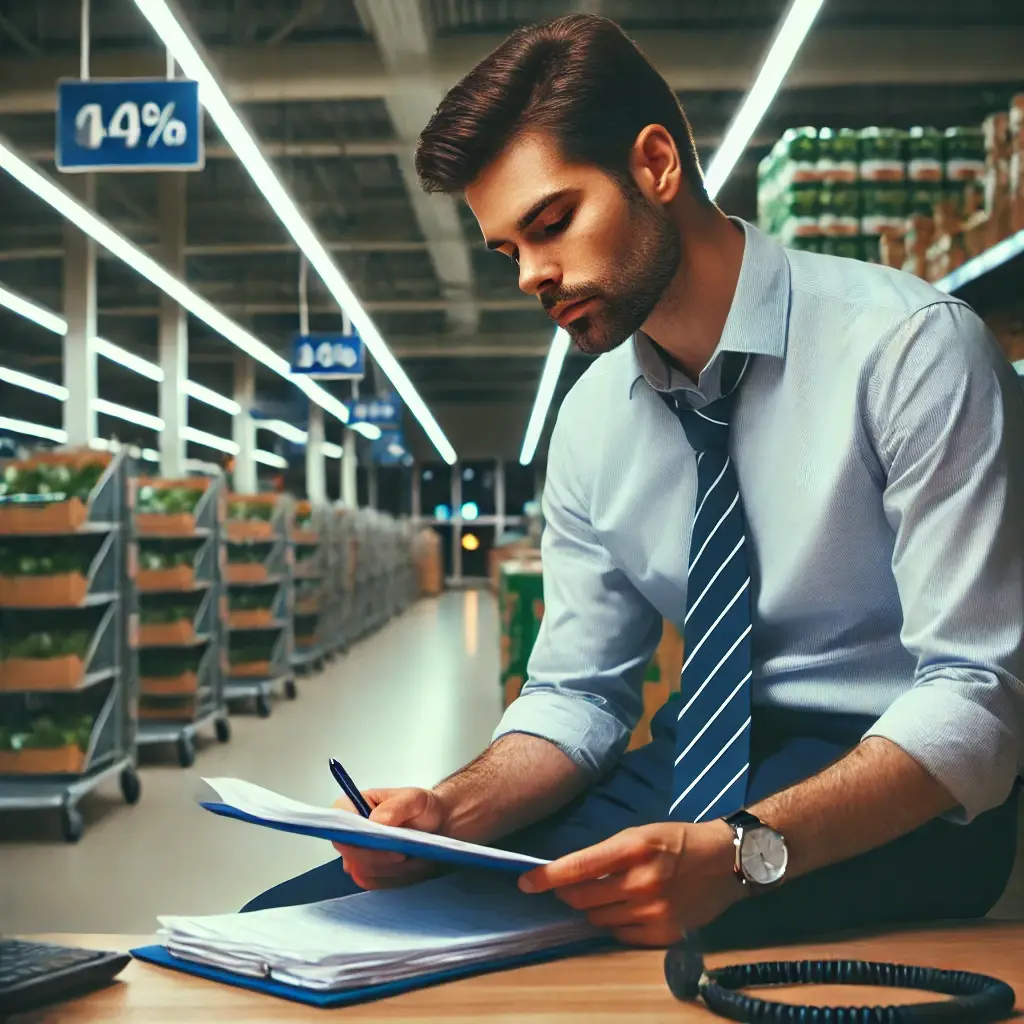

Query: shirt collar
left=627, top=218, right=791, bottom=398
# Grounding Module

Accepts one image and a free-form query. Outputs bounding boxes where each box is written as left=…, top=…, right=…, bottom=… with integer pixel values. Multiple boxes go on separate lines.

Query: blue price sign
left=346, top=391, right=402, bottom=428
left=291, top=332, right=365, bottom=380
left=56, top=78, right=204, bottom=173
left=372, top=428, right=410, bottom=465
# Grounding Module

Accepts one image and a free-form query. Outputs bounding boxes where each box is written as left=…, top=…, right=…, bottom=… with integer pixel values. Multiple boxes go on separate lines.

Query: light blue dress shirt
left=492, top=219, right=1024, bottom=824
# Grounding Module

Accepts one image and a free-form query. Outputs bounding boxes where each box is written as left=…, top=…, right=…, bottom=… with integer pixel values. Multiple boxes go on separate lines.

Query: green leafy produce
left=0, top=712, right=94, bottom=752
left=138, top=542, right=196, bottom=571
left=228, top=635, right=277, bottom=663
left=2, top=629, right=92, bottom=660
left=0, top=461, right=105, bottom=503
left=226, top=542, right=269, bottom=564
left=228, top=589, right=275, bottom=611
left=140, top=647, right=202, bottom=677
left=137, top=484, right=203, bottom=515
left=139, top=603, right=194, bottom=625
left=228, top=499, right=274, bottom=523
left=0, top=539, right=95, bottom=576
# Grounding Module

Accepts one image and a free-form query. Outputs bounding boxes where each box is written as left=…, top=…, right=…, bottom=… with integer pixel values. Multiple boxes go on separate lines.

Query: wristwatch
left=722, top=809, right=788, bottom=891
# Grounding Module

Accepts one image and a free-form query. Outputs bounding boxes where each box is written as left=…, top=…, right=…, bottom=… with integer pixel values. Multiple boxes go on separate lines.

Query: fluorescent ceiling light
left=254, top=450, right=288, bottom=469
left=519, top=329, right=570, bottom=466
left=0, top=283, right=65, bottom=334
left=131, top=0, right=455, bottom=465
left=323, top=442, right=343, bottom=459
left=184, top=381, right=241, bottom=415
left=0, top=416, right=68, bottom=443
left=517, top=0, right=826, bottom=465
left=0, top=137, right=347, bottom=425
left=703, top=0, right=826, bottom=197
left=259, top=419, right=307, bottom=445
left=93, top=398, right=165, bottom=432
left=0, top=365, right=68, bottom=401
left=94, top=337, right=163, bottom=382
left=0, top=282, right=238, bottom=415
left=350, top=422, right=383, bottom=441
left=183, top=426, right=239, bottom=455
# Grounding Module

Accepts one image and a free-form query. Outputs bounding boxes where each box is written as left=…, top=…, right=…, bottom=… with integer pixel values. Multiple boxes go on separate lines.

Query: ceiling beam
left=1, top=28, right=1022, bottom=113
left=354, top=0, right=477, bottom=337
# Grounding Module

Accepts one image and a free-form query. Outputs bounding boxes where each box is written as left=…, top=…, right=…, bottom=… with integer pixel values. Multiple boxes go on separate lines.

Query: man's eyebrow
left=484, top=189, right=574, bottom=250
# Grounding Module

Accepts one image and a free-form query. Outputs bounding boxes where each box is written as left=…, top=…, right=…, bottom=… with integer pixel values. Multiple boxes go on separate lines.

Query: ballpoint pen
left=329, top=757, right=372, bottom=818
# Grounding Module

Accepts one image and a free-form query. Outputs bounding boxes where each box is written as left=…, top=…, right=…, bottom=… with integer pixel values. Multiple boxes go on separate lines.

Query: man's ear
left=628, top=124, right=682, bottom=206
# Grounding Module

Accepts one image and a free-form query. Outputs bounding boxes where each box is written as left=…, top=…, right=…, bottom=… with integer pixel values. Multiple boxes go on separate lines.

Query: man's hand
left=517, top=821, right=742, bottom=947
left=331, top=788, right=449, bottom=890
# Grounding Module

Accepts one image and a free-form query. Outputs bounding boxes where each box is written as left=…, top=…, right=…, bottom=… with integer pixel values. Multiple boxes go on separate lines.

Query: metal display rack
left=222, top=493, right=296, bottom=717
left=291, top=501, right=330, bottom=675
left=332, top=508, right=418, bottom=644
left=132, top=472, right=230, bottom=767
left=0, top=448, right=140, bottom=843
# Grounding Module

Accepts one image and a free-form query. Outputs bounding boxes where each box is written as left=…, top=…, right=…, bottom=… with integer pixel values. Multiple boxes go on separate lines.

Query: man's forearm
left=433, top=733, right=590, bottom=845
left=749, top=736, right=958, bottom=881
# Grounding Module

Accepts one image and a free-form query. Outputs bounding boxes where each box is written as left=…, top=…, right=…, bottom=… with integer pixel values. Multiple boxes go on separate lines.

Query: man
left=245, top=15, right=1023, bottom=949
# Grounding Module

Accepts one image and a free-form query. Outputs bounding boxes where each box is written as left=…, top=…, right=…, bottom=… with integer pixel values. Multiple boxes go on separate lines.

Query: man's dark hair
left=415, top=14, right=708, bottom=203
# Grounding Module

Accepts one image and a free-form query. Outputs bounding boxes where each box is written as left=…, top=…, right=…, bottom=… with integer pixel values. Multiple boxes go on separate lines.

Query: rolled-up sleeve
left=491, top=394, right=663, bottom=779
left=861, top=300, right=1024, bottom=822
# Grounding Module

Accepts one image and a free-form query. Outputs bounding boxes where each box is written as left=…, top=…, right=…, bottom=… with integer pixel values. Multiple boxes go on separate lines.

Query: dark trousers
left=242, top=702, right=1019, bottom=951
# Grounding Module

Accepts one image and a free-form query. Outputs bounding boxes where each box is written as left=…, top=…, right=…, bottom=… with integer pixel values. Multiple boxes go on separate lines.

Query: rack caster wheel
left=256, top=694, right=272, bottom=718
left=177, top=735, right=196, bottom=768
left=120, top=766, right=141, bottom=805
left=285, top=679, right=298, bottom=700
left=61, top=800, right=84, bottom=844
left=215, top=717, right=231, bottom=743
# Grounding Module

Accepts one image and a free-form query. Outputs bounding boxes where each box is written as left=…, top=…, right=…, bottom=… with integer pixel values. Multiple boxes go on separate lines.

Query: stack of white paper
left=159, top=873, right=603, bottom=991
left=201, top=777, right=549, bottom=872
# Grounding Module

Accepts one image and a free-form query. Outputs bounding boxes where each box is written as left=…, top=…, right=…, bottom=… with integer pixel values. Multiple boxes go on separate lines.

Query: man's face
left=465, top=131, right=680, bottom=355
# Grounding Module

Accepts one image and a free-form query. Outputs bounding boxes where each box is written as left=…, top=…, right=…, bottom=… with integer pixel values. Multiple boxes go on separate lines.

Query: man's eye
left=544, top=212, right=572, bottom=236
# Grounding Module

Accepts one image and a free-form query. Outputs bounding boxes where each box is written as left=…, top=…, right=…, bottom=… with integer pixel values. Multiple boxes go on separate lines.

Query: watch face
left=740, top=827, right=788, bottom=885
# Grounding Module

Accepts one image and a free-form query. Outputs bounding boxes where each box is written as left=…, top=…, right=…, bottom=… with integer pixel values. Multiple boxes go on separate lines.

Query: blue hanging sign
left=291, top=331, right=365, bottom=380
left=56, top=78, right=204, bottom=172
left=372, top=428, right=411, bottom=466
left=346, top=391, right=402, bottom=428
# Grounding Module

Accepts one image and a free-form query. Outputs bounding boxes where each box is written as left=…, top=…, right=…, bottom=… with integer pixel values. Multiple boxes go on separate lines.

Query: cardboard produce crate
left=498, top=561, right=684, bottom=749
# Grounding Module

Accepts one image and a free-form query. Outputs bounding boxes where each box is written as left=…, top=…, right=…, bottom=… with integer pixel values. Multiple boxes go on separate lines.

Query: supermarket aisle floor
left=1, top=590, right=503, bottom=935
left=3, top=588, right=1022, bottom=934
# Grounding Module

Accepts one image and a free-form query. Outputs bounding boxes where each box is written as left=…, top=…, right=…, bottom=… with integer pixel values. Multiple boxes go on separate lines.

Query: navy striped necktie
left=665, top=354, right=752, bottom=823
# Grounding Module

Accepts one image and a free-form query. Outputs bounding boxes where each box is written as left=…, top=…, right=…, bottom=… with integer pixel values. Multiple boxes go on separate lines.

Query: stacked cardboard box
left=1012, top=95, right=1024, bottom=234
left=412, top=528, right=444, bottom=596
left=498, top=561, right=685, bottom=750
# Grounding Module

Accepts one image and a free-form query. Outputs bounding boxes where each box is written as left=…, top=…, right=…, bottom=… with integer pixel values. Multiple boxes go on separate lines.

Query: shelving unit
left=291, top=500, right=330, bottom=675
left=222, top=493, right=296, bottom=717
left=0, top=448, right=140, bottom=843
left=132, top=473, right=230, bottom=767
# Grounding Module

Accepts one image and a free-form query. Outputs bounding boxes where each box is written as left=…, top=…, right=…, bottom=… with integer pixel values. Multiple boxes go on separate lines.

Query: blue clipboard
left=130, top=937, right=617, bottom=1008
left=200, top=801, right=547, bottom=874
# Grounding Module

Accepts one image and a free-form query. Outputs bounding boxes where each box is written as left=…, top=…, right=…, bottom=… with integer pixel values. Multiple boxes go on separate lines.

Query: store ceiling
left=0, top=0, right=1022, bottom=456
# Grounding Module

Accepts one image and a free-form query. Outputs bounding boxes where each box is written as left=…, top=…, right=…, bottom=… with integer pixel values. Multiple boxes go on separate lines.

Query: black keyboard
left=0, top=939, right=130, bottom=1016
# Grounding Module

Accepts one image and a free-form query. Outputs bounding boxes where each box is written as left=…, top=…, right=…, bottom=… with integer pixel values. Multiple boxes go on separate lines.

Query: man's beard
left=549, top=188, right=681, bottom=356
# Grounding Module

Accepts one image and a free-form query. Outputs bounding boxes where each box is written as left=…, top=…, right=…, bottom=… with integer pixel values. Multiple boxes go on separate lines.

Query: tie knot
left=669, top=354, right=749, bottom=454
left=674, top=395, right=734, bottom=453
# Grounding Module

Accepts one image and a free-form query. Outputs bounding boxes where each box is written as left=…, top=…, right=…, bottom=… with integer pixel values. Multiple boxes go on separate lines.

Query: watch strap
left=723, top=809, right=761, bottom=832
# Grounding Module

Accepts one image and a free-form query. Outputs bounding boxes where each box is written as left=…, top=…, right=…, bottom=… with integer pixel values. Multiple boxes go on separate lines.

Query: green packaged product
left=861, top=185, right=909, bottom=236
left=777, top=126, right=819, bottom=183
left=907, top=127, right=943, bottom=183
left=858, top=127, right=907, bottom=182
left=816, top=128, right=859, bottom=183
left=908, top=181, right=941, bottom=216
left=944, top=126, right=986, bottom=183
left=818, top=184, right=860, bottom=236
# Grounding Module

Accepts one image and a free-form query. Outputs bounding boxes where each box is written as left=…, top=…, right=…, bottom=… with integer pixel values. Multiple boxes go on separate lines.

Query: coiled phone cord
left=664, top=940, right=1017, bottom=1023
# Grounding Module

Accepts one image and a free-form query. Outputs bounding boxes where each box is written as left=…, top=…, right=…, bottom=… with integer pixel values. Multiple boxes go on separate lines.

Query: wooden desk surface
left=14, top=922, right=1024, bottom=1023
